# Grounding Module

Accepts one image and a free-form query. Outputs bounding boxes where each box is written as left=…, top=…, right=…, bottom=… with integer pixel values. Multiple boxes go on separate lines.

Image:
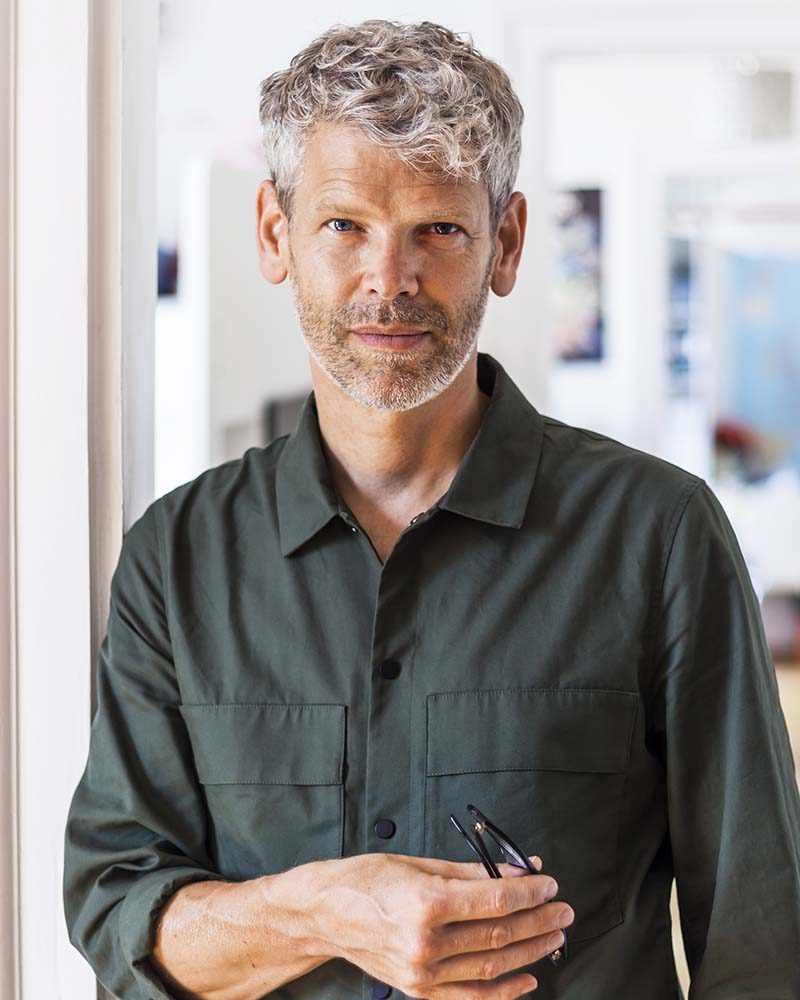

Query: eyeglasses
left=450, top=803, right=568, bottom=964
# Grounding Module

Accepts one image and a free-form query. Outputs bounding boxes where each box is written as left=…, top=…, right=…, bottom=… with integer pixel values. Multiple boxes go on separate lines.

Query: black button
left=374, top=818, right=396, bottom=839
left=372, top=982, right=392, bottom=999
left=379, top=658, right=401, bottom=679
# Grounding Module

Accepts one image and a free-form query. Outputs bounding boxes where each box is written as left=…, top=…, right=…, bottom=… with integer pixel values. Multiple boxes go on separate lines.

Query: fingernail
left=531, top=855, right=543, bottom=871
left=543, top=880, right=558, bottom=899
left=547, top=931, right=564, bottom=951
left=557, top=906, right=574, bottom=926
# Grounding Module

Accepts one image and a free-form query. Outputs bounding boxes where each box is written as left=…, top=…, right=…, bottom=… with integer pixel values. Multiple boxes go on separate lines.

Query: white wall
left=155, top=160, right=212, bottom=497
left=207, top=162, right=308, bottom=462
left=155, top=158, right=309, bottom=494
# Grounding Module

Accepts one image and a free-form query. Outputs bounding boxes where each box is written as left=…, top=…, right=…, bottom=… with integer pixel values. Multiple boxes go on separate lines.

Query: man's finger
left=438, top=867, right=560, bottom=921
left=503, top=855, right=543, bottom=877
left=413, top=854, right=543, bottom=880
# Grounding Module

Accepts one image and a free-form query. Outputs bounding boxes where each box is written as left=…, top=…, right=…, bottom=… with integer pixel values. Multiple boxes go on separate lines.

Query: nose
left=361, top=234, right=420, bottom=300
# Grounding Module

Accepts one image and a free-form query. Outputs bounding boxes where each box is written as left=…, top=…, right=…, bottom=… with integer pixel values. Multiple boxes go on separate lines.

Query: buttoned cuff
left=117, top=865, right=222, bottom=1000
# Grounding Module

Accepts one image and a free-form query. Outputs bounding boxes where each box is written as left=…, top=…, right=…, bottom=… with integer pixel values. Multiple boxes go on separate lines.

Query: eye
left=430, top=222, right=462, bottom=236
left=326, top=219, right=358, bottom=233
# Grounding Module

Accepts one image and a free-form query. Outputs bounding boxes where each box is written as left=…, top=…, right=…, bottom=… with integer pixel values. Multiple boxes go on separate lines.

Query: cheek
left=302, top=244, right=363, bottom=297
left=421, top=259, right=478, bottom=300
left=424, top=244, right=487, bottom=282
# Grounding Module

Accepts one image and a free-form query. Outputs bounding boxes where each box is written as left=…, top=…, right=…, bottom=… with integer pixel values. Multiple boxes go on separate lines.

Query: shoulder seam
left=650, top=478, right=706, bottom=643
left=156, top=444, right=277, bottom=504
left=151, top=500, right=174, bottom=644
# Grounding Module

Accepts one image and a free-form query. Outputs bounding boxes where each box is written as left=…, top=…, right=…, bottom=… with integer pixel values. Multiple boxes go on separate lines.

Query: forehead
left=296, top=121, right=487, bottom=216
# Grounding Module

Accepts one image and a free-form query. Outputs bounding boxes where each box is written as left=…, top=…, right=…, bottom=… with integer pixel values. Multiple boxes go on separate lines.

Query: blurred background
left=152, top=4, right=800, bottom=989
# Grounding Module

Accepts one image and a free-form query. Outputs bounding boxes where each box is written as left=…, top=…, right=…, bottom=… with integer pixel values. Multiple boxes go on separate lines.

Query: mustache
left=335, top=300, right=449, bottom=332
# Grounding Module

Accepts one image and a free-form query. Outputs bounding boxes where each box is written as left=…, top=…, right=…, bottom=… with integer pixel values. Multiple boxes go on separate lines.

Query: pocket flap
left=426, top=688, right=638, bottom=776
left=179, top=702, right=346, bottom=785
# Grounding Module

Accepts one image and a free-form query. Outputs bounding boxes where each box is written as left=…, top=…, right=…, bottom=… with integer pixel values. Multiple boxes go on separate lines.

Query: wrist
left=256, top=858, right=344, bottom=964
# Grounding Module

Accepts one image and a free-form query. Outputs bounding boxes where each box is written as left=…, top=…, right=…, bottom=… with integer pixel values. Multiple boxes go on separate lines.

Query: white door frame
left=0, top=1, right=20, bottom=998
left=2, top=0, right=158, bottom=997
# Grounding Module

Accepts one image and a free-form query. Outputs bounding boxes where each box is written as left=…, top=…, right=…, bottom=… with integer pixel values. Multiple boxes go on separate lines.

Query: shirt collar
left=275, top=351, right=544, bottom=557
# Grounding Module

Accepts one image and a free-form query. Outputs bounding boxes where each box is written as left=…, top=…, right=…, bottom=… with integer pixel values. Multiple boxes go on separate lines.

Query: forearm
left=151, top=859, right=338, bottom=1000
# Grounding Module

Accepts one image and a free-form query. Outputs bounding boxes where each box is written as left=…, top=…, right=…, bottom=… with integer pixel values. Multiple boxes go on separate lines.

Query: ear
left=490, top=192, right=527, bottom=297
left=256, top=178, right=290, bottom=284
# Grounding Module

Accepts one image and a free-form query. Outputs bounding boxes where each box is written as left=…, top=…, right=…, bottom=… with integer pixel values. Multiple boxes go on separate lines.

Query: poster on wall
left=552, top=188, right=604, bottom=361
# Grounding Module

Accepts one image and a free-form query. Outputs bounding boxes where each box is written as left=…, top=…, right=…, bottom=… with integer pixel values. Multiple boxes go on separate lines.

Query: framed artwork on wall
left=552, top=187, right=604, bottom=361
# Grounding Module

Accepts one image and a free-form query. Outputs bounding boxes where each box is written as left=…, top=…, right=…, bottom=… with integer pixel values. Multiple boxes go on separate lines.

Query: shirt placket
left=337, top=499, right=440, bottom=1000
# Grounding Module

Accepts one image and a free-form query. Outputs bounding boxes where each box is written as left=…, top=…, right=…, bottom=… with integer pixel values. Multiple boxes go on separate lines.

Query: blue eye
left=328, top=219, right=355, bottom=232
left=432, top=223, right=461, bottom=235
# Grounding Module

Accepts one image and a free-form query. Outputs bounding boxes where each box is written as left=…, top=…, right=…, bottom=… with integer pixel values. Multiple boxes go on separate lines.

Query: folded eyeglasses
left=450, top=803, right=568, bottom=964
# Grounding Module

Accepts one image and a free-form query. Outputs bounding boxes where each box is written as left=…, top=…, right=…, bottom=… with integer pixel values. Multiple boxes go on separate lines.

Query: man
left=63, top=19, right=800, bottom=1000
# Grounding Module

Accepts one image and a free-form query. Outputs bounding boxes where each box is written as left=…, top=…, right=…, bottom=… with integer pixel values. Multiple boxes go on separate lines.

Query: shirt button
left=379, top=658, right=401, bottom=679
left=371, top=981, right=392, bottom=999
left=374, top=818, right=396, bottom=839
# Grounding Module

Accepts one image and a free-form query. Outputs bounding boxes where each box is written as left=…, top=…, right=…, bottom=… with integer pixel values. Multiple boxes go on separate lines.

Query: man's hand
left=310, top=852, right=575, bottom=998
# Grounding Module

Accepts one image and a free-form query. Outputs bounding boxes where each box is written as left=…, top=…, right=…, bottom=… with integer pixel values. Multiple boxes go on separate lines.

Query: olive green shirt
left=64, top=351, right=800, bottom=999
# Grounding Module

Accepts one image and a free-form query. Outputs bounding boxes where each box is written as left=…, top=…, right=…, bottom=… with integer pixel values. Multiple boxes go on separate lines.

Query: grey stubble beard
left=287, top=245, right=496, bottom=412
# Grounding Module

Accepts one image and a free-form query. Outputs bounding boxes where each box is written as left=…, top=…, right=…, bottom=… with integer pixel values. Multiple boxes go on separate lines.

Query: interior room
left=2, top=2, right=798, bottom=997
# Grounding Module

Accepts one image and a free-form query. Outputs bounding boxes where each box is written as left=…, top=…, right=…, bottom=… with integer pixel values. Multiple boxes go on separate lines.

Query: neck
left=312, top=351, right=491, bottom=513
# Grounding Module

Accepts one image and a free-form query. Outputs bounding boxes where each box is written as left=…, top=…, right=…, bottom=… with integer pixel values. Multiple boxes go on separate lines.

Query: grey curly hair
left=257, top=20, right=524, bottom=234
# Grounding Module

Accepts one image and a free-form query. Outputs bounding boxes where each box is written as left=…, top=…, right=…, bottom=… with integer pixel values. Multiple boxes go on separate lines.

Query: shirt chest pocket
left=179, top=702, right=346, bottom=880
left=423, top=687, right=639, bottom=944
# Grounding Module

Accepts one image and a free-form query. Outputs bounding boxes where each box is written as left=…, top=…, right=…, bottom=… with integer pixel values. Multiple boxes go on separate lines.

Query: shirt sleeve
left=63, top=500, right=223, bottom=1000
left=650, top=479, right=800, bottom=997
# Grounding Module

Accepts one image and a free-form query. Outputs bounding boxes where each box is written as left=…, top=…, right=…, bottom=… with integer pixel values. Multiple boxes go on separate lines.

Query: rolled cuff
left=117, top=866, right=223, bottom=1000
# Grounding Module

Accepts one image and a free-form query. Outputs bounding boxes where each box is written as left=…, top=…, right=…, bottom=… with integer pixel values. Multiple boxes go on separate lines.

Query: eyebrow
left=312, top=200, right=474, bottom=221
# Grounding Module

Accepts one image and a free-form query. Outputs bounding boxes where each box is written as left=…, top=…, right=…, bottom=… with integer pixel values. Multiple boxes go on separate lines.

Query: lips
left=353, top=326, right=428, bottom=337
left=354, top=330, right=430, bottom=349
